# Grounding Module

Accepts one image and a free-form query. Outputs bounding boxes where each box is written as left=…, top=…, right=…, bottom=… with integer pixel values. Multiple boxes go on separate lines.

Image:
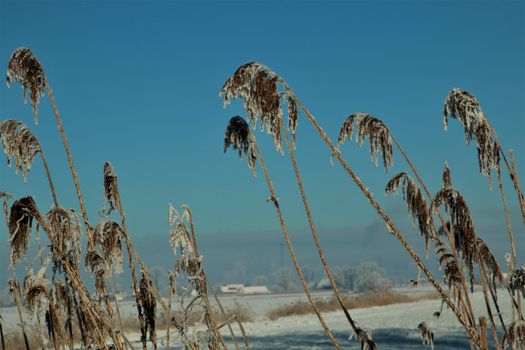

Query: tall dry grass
left=221, top=62, right=524, bottom=350
left=1, top=47, right=251, bottom=350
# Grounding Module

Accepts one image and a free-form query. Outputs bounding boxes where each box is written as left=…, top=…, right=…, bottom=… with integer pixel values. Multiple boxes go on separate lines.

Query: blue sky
left=0, top=1, right=524, bottom=280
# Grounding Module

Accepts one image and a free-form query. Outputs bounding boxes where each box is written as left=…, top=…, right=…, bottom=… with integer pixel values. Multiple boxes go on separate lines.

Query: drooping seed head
left=221, top=62, right=285, bottom=152
left=476, top=238, right=504, bottom=291
left=0, top=120, right=42, bottom=181
left=338, top=113, right=393, bottom=171
left=443, top=88, right=500, bottom=186
left=45, top=206, right=82, bottom=266
left=9, top=196, right=38, bottom=267
left=435, top=240, right=462, bottom=299
left=23, top=259, right=51, bottom=315
left=442, top=161, right=452, bottom=188
left=139, top=271, right=157, bottom=347
left=6, top=48, right=48, bottom=125
left=103, top=162, right=120, bottom=213
left=385, top=172, right=433, bottom=255
left=93, top=220, right=123, bottom=274
left=224, top=116, right=257, bottom=176
left=508, top=266, right=525, bottom=295
left=431, top=188, right=476, bottom=290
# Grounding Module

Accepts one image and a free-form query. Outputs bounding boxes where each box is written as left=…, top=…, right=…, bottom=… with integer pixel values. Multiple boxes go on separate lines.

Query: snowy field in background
left=1, top=286, right=515, bottom=349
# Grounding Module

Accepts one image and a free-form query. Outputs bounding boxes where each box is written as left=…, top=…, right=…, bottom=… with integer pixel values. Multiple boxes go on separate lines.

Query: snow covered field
left=1, top=286, right=515, bottom=349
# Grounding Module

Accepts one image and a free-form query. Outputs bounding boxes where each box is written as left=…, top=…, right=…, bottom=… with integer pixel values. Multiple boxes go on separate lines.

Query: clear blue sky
left=0, top=0, right=523, bottom=253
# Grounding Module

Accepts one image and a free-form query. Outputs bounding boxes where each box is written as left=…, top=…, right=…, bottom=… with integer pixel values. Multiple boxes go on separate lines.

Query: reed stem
left=251, top=137, right=342, bottom=350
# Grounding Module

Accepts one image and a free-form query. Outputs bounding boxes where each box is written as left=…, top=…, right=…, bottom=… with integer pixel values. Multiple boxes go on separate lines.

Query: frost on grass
left=221, top=62, right=300, bottom=153
left=0, top=120, right=41, bottom=182
left=6, top=48, right=48, bottom=125
left=443, top=88, right=500, bottom=186
left=338, top=113, right=393, bottom=171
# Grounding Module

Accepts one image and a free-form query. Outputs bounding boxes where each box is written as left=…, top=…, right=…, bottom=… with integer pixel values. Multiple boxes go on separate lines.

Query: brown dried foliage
left=0, top=120, right=41, bottom=181
left=224, top=116, right=257, bottom=176
left=443, top=88, right=500, bottom=185
left=6, top=48, right=47, bottom=124
left=8, top=196, right=38, bottom=267
left=338, top=113, right=393, bottom=171
left=385, top=172, right=433, bottom=254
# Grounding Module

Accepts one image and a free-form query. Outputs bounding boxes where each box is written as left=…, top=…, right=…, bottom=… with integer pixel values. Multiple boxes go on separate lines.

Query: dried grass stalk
left=221, top=62, right=284, bottom=152
left=224, top=116, right=257, bottom=176
left=443, top=88, right=500, bottom=185
left=103, top=162, right=121, bottom=213
left=0, top=120, right=41, bottom=181
left=338, top=113, right=393, bottom=171
left=385, top=172, right=433, bottom=255
left=6, top=48, right=47, bottom=124
left=8, top=196, right=38, bottom=267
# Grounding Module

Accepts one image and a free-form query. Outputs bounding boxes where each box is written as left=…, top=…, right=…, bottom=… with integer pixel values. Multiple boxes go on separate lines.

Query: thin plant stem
left=180, top=222, right=228, bottom=350
left=251, top=138, right=342, bottom=350
left=281, top=127, right=359, bottom=334
left=235, top=315, right=251, bottom=350
left=208, top=281, right=242, bottom=350
left=111, top=281, right=127, bottom=350
left=38, top=151, right=58, bottom=207
left=166, top=274, right=174, bottom=350
left=477, top=257, right=501, bottom=350
left=490, top=127, right=525, bottom=225
left=12, top=279, right=31, bottom=350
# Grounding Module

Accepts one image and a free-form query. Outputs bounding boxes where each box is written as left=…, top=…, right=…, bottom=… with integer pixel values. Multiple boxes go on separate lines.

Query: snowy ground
left=1, top=286, right=516, bottom=349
